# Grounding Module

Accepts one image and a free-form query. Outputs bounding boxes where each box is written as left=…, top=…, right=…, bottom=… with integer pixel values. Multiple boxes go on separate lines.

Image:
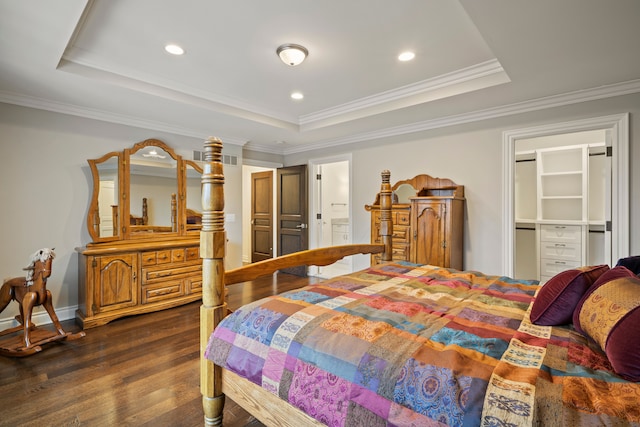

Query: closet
left=515, top=131, right=608, bottom=282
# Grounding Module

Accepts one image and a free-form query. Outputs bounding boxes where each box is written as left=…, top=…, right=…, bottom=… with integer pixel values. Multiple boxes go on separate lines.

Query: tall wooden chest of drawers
left=366, top=173, right=465, bottom=269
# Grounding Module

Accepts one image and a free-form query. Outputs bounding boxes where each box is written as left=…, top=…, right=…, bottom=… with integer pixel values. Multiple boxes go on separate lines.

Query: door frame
left=502, top=113, right=629, bottom=276
left=308, top=153, right=353, bottom=276
left=242, top=160, right=281, bottom=265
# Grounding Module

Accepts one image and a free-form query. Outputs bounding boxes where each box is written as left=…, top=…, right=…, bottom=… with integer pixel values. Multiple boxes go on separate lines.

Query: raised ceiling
left=1, top=0, right=639, bottom=154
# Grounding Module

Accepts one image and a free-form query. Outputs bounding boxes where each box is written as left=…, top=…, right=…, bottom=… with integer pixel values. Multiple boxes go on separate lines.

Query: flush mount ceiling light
left=277, top=44, right=308, bottom=66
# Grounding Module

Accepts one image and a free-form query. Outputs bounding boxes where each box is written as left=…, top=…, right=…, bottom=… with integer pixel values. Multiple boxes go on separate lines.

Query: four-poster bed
left=199, top=137, right=640, bottom=426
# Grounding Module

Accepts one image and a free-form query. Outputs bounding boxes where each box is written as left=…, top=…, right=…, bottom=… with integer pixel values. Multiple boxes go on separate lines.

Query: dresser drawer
left=540, top=241, right=581, bottom=262
left=372, top=224, right=410, bottom=242
left=141, top=280, right=185, bottom=304
left=540, top=259, right=581, bottom=277
left=186, top=247, right=200, bottom=261
left=142, top=263, right=202, bottom=283
left=187, top=278, right=202, bottom=294
left=171, top=248, right=185, bottom=263
left=141, top=249, right=172, bottom=266
left=371, top=244, right=409, bottom=264
left=540, top=224, right=582, bottom=243
left=396, top=211, right=410, bottom=226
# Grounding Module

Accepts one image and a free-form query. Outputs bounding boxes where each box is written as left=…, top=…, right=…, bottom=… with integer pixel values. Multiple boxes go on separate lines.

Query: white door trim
left=502, top=113, right=629, bottom=276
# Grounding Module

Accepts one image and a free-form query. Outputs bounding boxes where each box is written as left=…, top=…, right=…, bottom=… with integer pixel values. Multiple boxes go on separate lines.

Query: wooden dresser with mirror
left=365, top=173, right=465, bottom=269
left=76, top=139, right=204, bottom=328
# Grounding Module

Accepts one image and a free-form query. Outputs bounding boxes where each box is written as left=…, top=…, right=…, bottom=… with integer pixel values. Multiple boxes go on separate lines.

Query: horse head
left=25, top=248, right=55, bottom=286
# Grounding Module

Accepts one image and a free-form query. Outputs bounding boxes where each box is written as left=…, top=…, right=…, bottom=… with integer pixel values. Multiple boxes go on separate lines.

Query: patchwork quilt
left=205, top=262, right=640, bottom=426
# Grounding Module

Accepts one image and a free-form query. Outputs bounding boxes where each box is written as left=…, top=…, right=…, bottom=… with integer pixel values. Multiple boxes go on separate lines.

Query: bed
left=198, top=137, right=640, bottom=426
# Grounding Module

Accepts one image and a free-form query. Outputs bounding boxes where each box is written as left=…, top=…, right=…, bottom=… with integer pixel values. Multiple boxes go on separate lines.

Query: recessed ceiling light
left=291, top=92, right=304, bottom=100
left=398, top=51, right=415, bottom=62
left=165, top=44, right=185, bottom=55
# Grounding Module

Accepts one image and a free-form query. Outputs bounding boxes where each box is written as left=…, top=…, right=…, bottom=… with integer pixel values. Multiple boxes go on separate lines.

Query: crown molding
left=2, top=78, right=639, bottom=156
left=299, top=59, right=507, bottom=128
left=0, top=90, right=247, bottom=146
left=282, top=78, right=640, bottom=155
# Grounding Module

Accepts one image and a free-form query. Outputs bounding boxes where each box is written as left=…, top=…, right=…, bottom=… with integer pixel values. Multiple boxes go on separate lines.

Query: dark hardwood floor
left=0, top=272, right=319, bottom=427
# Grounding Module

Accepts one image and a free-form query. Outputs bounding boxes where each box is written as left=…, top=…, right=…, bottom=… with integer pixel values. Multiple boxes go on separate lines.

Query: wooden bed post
left=199, top=137, right=226, bottom=427
left=379, top=170, right=393, bottom=262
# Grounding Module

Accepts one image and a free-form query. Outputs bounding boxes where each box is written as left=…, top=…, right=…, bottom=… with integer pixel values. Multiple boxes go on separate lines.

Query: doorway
left=242, top=162, right=279, bottom=265
left=309, top=155, right=352, bottom=278
left=502, top=114, right=629, bottom=278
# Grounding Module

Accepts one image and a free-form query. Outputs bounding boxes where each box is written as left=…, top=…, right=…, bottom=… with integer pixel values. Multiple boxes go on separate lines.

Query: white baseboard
left=0, top=305, right=78, bottom=329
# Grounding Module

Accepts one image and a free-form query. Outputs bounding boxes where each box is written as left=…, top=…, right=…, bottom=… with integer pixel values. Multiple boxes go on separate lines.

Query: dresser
left=77, top=139, right=204, bottom=328
left=77, top=239, right=202, bottom=328
left=366, top=174, right=465, bottom=269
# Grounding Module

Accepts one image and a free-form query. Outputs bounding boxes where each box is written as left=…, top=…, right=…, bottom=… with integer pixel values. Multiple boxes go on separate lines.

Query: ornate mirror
left=127, top=140, right=179, bottom=237
left=86, top=138, right=199, bottom=244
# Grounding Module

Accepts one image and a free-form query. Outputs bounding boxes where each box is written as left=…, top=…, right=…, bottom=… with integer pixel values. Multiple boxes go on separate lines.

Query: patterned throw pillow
left=530, top=265, right=609, bottom=326
left=573, top=266, right=640, bottom=382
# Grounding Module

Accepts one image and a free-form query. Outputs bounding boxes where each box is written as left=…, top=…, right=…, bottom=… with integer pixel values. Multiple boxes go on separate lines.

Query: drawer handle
left=554, top=261, right=567, bottom=265
left=554, top=244, right=566, bottom=247
left=554, top=226, right=566, bottom=229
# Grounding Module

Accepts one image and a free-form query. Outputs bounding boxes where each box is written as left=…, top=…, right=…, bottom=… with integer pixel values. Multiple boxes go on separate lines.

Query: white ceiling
left=1, top=0, right=639, bottom=154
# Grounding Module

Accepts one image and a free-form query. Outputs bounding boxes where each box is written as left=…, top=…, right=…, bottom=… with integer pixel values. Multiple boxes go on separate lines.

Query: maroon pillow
left=572, top=265, right=640, bottom=382
left=530, top=265, right=609, bottom=326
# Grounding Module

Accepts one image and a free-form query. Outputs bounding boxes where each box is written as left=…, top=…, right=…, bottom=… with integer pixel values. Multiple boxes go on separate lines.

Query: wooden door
left=251, top=170, right=273, bottom=262
left=411, top=200, right=446, bottom=266
left=277, top=165, right=308, bottom=276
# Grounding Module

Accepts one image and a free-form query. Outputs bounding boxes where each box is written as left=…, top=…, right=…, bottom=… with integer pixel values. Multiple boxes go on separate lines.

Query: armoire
left=515, top=131, right=608, bottom=283
left=365, top=174, right=465, bottom=269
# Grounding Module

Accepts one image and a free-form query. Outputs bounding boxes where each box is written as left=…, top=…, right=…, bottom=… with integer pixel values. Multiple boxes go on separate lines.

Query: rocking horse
left=0, top=248, right=85, bottom=357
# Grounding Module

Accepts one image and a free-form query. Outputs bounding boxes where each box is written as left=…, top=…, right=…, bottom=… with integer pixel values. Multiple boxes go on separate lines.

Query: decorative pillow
left=616, top=255, right=640, bottom=275
left=530, top=265, right=609, bottom=326
left=573, top=265, right=640, bottom=382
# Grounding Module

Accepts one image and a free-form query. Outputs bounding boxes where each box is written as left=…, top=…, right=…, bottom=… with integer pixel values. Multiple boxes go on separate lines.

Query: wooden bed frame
left=199, top=137, right=394, bottom=426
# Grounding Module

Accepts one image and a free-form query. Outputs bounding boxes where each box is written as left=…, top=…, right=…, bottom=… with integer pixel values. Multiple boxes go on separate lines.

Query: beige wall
left=285, top=93, right=640, bottom=275
left=1, top=92, right=638, bottom=326
left=0, top=104, right=242, bottom=326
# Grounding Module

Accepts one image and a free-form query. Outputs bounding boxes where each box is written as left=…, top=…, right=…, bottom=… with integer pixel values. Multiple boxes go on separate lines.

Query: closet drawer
left=540, top=242, right=581, bottom=262
left=540, top=224, right=582, bottom=243
left=540, top=259, right=581, bottom=277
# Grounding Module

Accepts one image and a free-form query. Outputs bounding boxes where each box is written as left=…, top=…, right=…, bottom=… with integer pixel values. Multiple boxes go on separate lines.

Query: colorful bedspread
left=205, top=262, right=640, bottom=426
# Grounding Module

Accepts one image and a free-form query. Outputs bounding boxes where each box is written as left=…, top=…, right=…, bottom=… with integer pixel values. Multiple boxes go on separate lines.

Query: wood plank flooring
left=0, top=272, right=319, bottom=427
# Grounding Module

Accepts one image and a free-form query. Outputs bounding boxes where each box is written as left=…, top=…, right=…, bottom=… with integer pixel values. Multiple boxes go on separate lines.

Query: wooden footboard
left=199, top=136, right=393, bottom=426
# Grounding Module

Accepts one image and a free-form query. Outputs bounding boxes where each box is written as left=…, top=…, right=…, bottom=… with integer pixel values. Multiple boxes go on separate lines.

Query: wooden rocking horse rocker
left=0, top=248, right=84, bottom=357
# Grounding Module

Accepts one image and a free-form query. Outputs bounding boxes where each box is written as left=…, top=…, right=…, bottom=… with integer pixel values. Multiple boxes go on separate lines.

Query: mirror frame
left=87, top=151, right=123, bottom=243
left=86, top=138, right=203, bottom=243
